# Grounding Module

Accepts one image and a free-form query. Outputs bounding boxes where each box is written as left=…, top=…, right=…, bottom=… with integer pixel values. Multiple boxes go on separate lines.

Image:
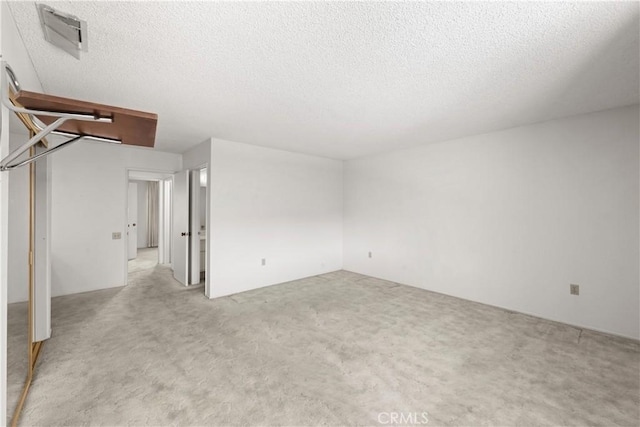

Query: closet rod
left=0, top=61, right=116, bottom=171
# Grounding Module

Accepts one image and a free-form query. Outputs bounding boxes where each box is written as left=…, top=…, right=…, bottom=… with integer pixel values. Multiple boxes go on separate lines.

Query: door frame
left=172, top=169, right=190, bottom=286
left=159, top=178, right=172, bottom=266
left=123, top=168, right=175, bottom=286
left=127, top=182, right=138, bottom=261
left=186, top=162, right=209, bottom=296
left=189, top=164, right=209, bottom=289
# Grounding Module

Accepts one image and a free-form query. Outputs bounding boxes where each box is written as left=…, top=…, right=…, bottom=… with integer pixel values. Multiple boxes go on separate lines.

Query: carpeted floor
left=127, top=247, right=159, bottom=273
left=7, top=266, right=640, bottom=426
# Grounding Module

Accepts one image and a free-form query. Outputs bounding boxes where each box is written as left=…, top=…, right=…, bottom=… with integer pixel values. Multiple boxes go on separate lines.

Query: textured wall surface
left=344, top=105, right=640, bottom=339
left=50, top=143, right=181, bottom=298
left=208, top=139, right=343, bottom=297
left=7, top=1, right=639, bottom=158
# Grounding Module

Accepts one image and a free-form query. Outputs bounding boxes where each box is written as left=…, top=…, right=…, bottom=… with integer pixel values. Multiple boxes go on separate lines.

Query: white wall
left=2, top=1, right=46, bottom=419
left=200, top=187, right=206, bottom=230
left=208, top=138, right=343, bottom=298
left=182, top=139, right=211, bottom=293
left=182, top=138, right=211, bottom=171
left=1, top=3, right=42, bottom=96
left=344, top=105, right=640, bottom=339
left=131, top=180, right=148, bottom=248
left=0, top=4, right=6, bottom=422
left=3, top=0, right=45, bottom=304
left=49, top=143, right=181, bottom=298
left=7, top=133, right=29, bottom=303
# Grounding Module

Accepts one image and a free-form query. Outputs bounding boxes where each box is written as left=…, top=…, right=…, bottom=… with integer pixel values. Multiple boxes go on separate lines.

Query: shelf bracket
left=0, top=60, right=120, bottom=171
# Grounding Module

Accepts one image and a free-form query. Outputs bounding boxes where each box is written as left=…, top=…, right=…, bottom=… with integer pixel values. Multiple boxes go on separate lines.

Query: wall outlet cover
left=112, top=232, right=122, bottom=240
left=570, top=284, right=580, bottom=295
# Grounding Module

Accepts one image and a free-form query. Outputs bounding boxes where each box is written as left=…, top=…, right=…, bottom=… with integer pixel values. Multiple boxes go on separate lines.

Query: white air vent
left=37, top=3, right=88, bottom=59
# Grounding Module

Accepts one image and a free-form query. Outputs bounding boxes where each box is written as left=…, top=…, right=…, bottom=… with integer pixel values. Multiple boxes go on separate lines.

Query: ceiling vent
left=37, top=3, right=88, bottom=59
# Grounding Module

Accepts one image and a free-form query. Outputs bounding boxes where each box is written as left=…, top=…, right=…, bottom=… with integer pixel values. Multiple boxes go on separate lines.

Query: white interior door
left=172, top=170, right=189, bottom=285
left=127, top=182, right=137, bottom=260
left=189, top=170, right=200, bottom=285
left=163, top=179, right=172, bottom=265
left=157, top=178, right=170, bottom=265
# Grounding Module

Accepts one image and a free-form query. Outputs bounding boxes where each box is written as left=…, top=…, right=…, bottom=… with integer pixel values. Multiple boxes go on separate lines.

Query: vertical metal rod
left=29, top=143, right=34, bottom=360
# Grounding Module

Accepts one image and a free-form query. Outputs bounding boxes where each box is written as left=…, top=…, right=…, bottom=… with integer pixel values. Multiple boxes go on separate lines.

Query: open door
left=189, top=170, right=201, bottom=285
left=158, top=178, right=172, bottom=265
left=172, top=170, right=189, bottom=285
left=127, top=182, right=137, bottom=260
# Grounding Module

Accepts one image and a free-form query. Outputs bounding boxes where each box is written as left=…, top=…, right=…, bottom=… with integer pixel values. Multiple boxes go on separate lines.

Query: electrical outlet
left=112, top=232, right=121, bottom=240
left=368, top=251, right=372, bottom=258
left=570, top=284, right=579, bottom=296
left=261, top=258, right=266, bottom=266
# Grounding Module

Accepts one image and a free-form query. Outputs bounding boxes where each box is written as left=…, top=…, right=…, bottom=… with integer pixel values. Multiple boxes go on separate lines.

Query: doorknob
left=181, top=232, right=187, bottom=236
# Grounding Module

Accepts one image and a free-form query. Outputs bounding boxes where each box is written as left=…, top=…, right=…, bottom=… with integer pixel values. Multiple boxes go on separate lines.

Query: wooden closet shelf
left=14, top=90, right=157, bottom=147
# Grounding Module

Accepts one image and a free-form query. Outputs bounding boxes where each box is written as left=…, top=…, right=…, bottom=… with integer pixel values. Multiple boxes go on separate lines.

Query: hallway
left=128, top=247, right=159, bottom=274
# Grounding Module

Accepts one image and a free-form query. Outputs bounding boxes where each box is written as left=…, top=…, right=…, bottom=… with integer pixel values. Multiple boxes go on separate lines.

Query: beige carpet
left=7, top=266, right=639, bottom=426
left=127, top=247, right=159, bottom=274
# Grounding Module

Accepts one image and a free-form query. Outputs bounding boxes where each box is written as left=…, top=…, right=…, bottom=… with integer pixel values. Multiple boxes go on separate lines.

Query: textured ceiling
left=7, top=1, right=640, bottom=159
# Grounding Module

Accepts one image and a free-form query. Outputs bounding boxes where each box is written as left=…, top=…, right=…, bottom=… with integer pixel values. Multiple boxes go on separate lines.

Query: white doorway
left=193, top=167, right=207, bottom=285
left=127, top=182, right=138, bottom=261
left=172, top=166, right=208, bottom=289
left=172, top=170, right=189, bottom=285
left=125, top=170, right=173, bottom=283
